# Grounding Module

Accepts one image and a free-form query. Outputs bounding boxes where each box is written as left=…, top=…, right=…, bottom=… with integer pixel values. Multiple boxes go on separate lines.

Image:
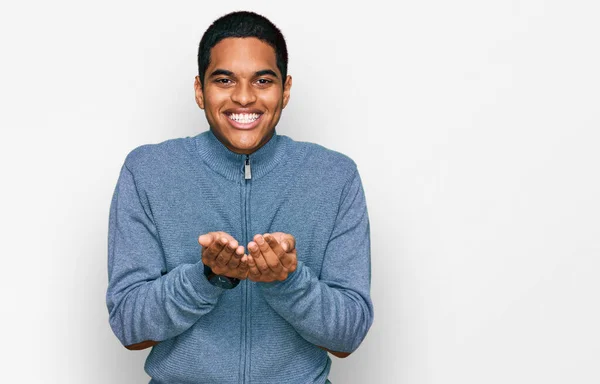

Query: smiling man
left=106, top=11, right=373, bottom=384
left=197, top=37, right=289, bottom=155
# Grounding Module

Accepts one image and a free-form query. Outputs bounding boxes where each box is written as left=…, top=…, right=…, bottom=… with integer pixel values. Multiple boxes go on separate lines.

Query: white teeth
left=228, top=113, right=260, bottom=124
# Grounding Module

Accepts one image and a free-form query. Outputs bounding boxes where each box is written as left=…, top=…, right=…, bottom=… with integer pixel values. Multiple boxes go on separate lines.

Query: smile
left=225, top=113, right=263, bottom=129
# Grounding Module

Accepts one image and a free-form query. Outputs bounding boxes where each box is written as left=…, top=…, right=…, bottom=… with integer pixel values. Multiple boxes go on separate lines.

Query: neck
left=195, top=128, right=287, bottom=181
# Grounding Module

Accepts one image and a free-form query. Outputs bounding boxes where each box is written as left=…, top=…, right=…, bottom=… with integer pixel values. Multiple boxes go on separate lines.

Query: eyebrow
left=208, top=68, right=279, bottom=79
left=255, top=69, right=278, bottom=78
left=209, top=69, right=234, bottom=78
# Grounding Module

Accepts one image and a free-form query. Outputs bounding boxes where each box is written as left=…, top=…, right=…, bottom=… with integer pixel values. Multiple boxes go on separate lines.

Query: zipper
left=245, top=155, right=252, bottom=180
left=241, top=154, right=252, bottom=383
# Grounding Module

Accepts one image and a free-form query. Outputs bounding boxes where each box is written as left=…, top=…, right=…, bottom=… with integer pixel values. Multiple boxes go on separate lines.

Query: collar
left=195, top=128, right=287, bottom=181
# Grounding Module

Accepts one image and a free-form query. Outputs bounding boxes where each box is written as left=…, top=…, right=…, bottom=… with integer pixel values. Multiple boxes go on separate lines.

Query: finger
left=281, top=233, right=296, bottom=253
left=201, top=234, right=226, bottom=263
left=265, top=234, right=291, bottom=272
left=246, top=254, right=262, bottom=279
left=239, top=253, right=250, bottom=272
left=280, top=250, right=297, bottom=272
left=268, top=233, right=297, bottom=270
left=238, top=260, right=249, bottom=273
left=257, top=234, right=284, bottom=274
left=215, top=239, right=237, bottom=267
left=198, top=233, right=213, bottom=247
left=200, top=231, right=227, bottom=246
left=226, top=245, right=244, bottom=269
left=264, top=234, right=287, bottom=258
left=270, top=232, right=296, bottom=253
left=248, top=240, right=270, bottom=274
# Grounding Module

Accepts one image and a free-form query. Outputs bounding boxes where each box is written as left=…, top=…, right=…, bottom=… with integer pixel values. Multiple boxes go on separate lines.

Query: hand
left=246, top=232, right=297, bottom=282
left=198, top=231, right=249, bottom=280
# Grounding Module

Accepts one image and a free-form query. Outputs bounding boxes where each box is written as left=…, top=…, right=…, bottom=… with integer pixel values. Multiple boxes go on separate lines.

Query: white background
left=1, top=1, right=599, bottom=383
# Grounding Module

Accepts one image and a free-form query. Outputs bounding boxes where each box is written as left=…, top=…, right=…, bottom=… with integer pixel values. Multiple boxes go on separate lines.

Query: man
left=106, top=10, right=373, bottom=384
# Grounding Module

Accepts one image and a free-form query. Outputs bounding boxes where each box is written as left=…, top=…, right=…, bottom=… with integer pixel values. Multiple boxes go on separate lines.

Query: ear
left=194, top=76, right=205, bottom=110
left=282, top=75, right=292, bottom=109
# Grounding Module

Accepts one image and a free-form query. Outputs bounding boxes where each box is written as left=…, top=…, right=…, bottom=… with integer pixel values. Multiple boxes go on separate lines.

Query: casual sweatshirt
left=106, top=128, right=374, bottom=384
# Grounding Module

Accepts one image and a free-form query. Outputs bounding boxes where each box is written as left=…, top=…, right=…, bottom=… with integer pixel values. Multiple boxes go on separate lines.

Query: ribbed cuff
left=185, top=262, right=226, bottom=300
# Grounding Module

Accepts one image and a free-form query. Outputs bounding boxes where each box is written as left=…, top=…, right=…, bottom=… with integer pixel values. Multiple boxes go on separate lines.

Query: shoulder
left=281, top=135, right=358, bottom=183
left=123, top=136, right=194, bottom=174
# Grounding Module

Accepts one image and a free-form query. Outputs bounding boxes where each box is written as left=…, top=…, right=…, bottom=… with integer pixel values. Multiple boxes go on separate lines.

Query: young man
left=106, top=11, right=373, bottom=383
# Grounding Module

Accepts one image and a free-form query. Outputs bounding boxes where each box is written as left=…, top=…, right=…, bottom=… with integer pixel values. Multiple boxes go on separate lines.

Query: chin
left=224, top=136, right=259, bottom=152
left=213, top=125, right=273, bottom=152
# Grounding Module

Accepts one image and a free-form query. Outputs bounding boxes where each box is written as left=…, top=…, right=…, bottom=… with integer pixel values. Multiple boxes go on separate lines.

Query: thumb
left=198, top=233, right=213, bottom=246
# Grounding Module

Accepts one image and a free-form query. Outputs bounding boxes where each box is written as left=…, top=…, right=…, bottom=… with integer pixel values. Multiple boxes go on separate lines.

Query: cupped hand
left=198, top=231, right=249, bottom=280
left=246, top=232, right=297, bottom=282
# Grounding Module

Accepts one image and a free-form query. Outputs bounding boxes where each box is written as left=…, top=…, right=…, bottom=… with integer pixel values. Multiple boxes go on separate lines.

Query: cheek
left=262, top=91, right=284, bottom=111
left=204, top=89, right=228, bottom=111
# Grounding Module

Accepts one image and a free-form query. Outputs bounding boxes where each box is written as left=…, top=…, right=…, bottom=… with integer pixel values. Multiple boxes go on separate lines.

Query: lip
left=224, top=108, right=264, bottom=115
left=224, top=113, right=263, bottom=130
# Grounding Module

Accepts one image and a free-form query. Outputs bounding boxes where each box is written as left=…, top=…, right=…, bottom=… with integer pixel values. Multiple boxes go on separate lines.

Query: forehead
left=209, top=37, right=278, bottom=74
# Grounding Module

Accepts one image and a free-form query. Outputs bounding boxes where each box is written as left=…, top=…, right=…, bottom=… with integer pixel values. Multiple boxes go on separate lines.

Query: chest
left=146, top=168, right=341, bottom=276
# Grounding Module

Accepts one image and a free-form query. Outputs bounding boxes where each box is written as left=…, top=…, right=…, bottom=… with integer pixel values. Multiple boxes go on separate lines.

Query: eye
left=256, top=78, right=273, bottom=86
left=214, top=78, right=233, bottom=85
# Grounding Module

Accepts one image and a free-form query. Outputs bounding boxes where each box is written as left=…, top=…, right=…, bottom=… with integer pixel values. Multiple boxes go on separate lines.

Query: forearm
left=107, top=163, right=227, bottom=348
left=259, top=168, right=373, bottom=353
left=258, top=261, right=373, bottom=353
left=108, top=262, right=224, bottom=347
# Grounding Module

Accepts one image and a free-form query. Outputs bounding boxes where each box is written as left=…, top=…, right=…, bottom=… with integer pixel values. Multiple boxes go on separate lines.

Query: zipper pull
left=244, top=155, right=252, bottom=180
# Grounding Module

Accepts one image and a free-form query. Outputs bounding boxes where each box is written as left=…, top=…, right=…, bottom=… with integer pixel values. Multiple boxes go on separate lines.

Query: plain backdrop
left=1, top=0, right=599, bottom=383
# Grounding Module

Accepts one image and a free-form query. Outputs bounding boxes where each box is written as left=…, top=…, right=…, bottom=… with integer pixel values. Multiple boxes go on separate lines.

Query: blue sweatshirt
left=106, top=128, right=374, bottom=384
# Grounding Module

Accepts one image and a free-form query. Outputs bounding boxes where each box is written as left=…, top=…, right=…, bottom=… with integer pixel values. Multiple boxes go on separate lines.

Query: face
left=194, top=37, right=292, bottom=154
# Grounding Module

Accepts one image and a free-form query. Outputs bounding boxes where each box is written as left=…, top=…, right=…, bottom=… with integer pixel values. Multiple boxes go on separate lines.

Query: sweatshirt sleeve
left=257, top=167, right=374, bottom=353
left=106, top=162, right=225, bottom=347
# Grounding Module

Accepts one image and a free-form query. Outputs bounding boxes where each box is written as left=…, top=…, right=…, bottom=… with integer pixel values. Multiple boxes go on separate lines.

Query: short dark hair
left=197, top=11, right=288, bottom=89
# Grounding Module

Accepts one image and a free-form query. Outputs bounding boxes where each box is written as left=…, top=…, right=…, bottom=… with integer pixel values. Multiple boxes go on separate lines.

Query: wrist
left=257, top=260, right=305, bottom=291
left=203, top=264, right=241, bottom=289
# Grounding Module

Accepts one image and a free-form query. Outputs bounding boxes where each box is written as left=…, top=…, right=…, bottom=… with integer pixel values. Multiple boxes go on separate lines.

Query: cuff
left=185, top=262, right=226, bottom=300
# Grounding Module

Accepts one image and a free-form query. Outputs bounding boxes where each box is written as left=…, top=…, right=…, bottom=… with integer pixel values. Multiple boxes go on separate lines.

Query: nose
left=230, top=81, right=257, bottom=106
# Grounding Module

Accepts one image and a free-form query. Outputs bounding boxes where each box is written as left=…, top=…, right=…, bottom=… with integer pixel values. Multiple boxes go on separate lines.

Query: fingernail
left=282, top=242, right=288, bottom=252
left=256, top=236, right=264, bottom=245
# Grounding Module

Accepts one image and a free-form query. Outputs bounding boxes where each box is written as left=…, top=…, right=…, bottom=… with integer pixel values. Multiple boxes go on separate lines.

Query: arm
left=125, top=340, right=159, bottom=350
left=318, top=346, right=351, bottom=358
left=255, top=168, right=374, bottom=354
left=126, top=342, right=350, bottom=357
left=106, top=163, right=225, bottom=348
